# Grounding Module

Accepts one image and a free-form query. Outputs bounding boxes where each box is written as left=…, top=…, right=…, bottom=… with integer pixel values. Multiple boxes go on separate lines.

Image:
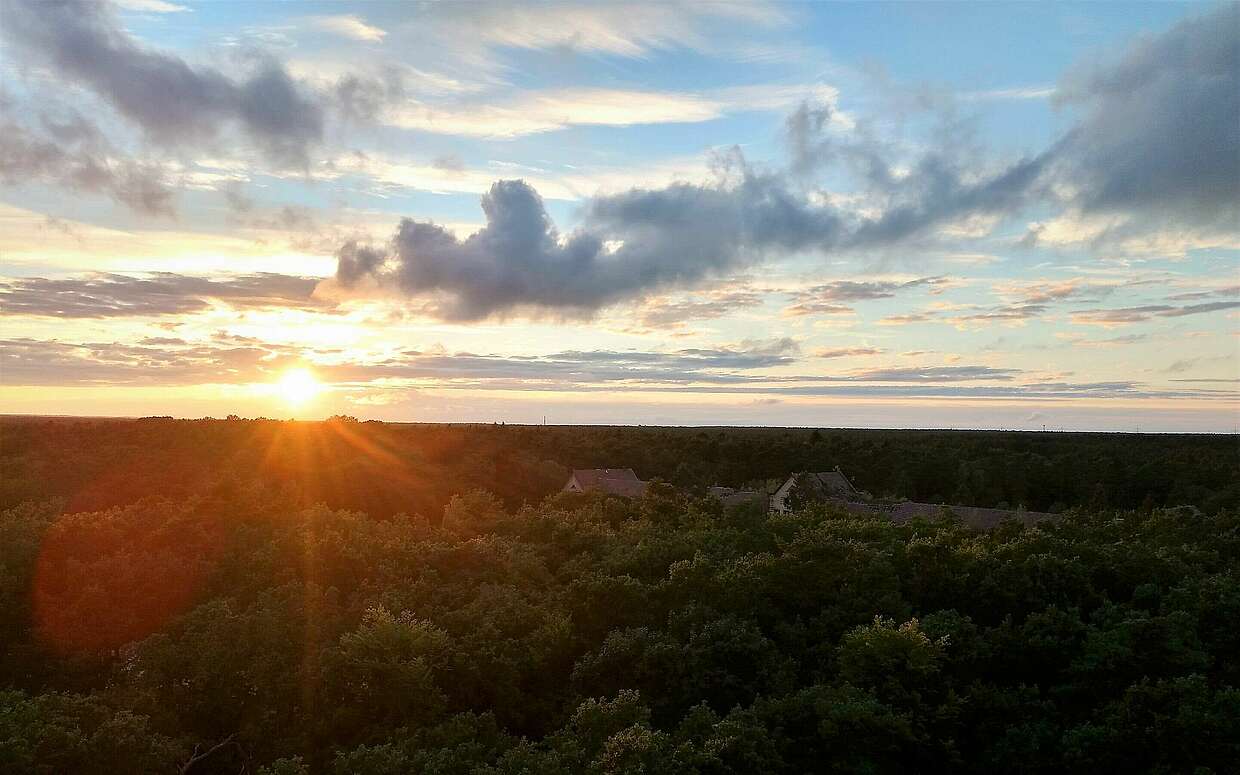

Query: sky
left=0, top=0, right=1237, bottom=431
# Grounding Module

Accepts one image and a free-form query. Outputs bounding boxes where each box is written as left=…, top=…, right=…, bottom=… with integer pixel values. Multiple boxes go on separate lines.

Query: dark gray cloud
left=0, top=119, right=175, bottom=215
left=1, top=0, right=323, bottom=167
left=784, top=98, right=1055, bottom=247
left=336, top=175, right=846, bottom=320
left=1051, top=4, right=1239, bottom=230
left=332, top=67, right=410, bottom=126
left=845, top=149, right=1054, bottom=249
left=335, top=242, right=388, bottom=286
left=0, top=272, right=330, bottom=318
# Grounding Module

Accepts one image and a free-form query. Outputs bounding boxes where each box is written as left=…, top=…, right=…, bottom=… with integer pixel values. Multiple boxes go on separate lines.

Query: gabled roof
left=792, top=468, right=860, bottom=499
left=571, top=468, right=640, bottom=487
left=568, top=468, right=648, bottom=497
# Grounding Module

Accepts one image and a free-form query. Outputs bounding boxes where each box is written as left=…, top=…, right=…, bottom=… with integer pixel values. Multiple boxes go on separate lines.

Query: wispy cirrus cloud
left=785, top=276, right=948, bottom=316
left=376, top=83, right=839, bottom=138
left=443, top=0, right=788, bottom=59
left=814, top=347, right=883, bottom=359
left=113, top=0, right=189, bottom=12
left=626, top=287, right=767, bottom=331
left=1167, top=285, right=1240, bottom=302
left=0, top=337, right=302, bottom=386
left=1071, top=301, right=1240, bottom=327
left=4, top=334, right=1233, bottom=407
left=0, top=336, right=802, bottom=387
left=310, top=14, right=387, bottom=42
left=0, top=272, right=332, bottom=318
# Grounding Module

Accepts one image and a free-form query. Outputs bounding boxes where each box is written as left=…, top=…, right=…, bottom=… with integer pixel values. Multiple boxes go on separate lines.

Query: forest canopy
left=1, top=417, right=1237, bottom=773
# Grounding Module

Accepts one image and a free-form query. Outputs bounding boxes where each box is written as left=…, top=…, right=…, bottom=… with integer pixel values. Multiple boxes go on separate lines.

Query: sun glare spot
left=276, top=368, right=324, bottom=406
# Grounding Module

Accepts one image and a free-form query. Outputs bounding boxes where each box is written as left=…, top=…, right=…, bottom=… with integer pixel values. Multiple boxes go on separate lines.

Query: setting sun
left=275, top=368, right=324, bottom=406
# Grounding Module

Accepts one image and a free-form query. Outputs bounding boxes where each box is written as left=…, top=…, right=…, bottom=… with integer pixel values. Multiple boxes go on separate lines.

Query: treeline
left=1, top=417, right=1237, bottom=516
left=2, top=483, right=1238, bottom=773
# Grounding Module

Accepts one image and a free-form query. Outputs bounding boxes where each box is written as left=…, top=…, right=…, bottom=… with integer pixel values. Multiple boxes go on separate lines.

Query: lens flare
left=276, top=368, right=323, bottom=406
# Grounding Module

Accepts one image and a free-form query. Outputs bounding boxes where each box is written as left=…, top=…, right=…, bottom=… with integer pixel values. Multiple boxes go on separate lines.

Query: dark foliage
left=1, top=418, right=1237, bottom=773
left=2, top=417, right=1237, bottom=516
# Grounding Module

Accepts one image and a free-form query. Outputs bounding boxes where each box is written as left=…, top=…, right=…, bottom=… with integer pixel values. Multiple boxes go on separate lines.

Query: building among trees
left=770, top=468, right=865, bottom=513
left=562, top=468, right=649, bottom=498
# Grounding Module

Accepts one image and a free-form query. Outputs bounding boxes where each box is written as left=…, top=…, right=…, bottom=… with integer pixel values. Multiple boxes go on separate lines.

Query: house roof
left=569, top=468, right=648, bottom=497
left=789, top=469, right=859, bottom=499
left=572, top=468, right=639, bottom=487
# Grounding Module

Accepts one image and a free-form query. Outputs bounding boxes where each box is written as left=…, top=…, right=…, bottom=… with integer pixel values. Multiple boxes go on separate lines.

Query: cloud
left=946, top=304, right=1048, bottom=326
left=335, top=242, right=389, bottom=287
left=325, top=148, right=714, bottom=203
left=0, top=119, right=176, bottom=215
left=1163, top=359, right=1200, bottom=375
left=334, top=173, right=848, bottom=320
left=1056, top=332, right=1149, bottom=349
left=1161, top=301, right=1240, bottom=318
left=963, top=86, right=1056, bottom=101
left=443, top=1, right=787, bottom=59
left=878, top=311, right=934, bottom=327
left=0, top=336, right=802, bottom=387
left=380, top=88, right=726, bottom=137
left=814, top=347, right=883, bottom=359
left=338, top=75, right=839, bottom=138
left=844, top=365, right=1019, bottom=382
left=0, top=337, right=301, bottom=386
left=845, top=150, right=1053, bottom=248
left=0, top=272, right=331, bottom=318
left=310, top=14, right=386, bottom=42
left=335, top=65, right=1092, bottom=319
left=1001, top=279, right=1114, bottom=305
left=113, top=0, right=188, bottom=11
left=783, top=99, right=1054, bottom=240
left=1071, top=301, right=1240, bottom=327
left=6, top=334, right=1233, bottom=405
left=628, top=287, right=765, bottom=330
left=1167, top=285, right=1240, bottom=302
left=1169, top=378, right=1240, bottom=385
left=786, top=276, right=947, bottom=315
left=1, top=0, right=324, bottom=167
left=1050, top=4, right=1239, bottom=232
